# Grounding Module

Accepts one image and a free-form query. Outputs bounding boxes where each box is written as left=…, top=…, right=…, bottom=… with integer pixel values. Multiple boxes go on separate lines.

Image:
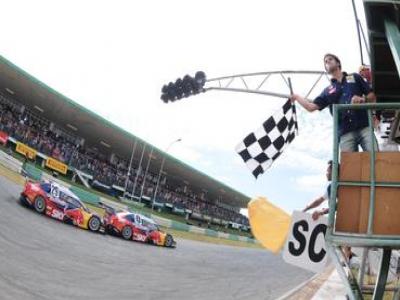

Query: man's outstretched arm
left=290, top=94, right=320, bottom=112
left=303, top=196, right=325, bottom=212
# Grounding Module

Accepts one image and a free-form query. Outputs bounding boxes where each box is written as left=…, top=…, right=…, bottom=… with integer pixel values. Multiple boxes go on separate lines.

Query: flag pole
left=288, top=77, right=293, bottom=95
left=287, top=77, right=299, bottom=134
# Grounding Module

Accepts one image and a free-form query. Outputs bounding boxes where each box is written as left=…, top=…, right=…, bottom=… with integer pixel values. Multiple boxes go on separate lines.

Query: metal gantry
left=205, top=70, right=328, bottom=100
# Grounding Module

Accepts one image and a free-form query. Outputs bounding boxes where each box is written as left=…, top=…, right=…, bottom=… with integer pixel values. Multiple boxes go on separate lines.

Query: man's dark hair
left=324, top=53, right=341, bottom=70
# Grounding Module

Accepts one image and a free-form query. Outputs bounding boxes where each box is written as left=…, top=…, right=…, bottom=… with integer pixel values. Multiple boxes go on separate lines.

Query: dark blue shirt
left=313, top=72, right=372, bottom=136
left=323, top=183, right=331, bottom=201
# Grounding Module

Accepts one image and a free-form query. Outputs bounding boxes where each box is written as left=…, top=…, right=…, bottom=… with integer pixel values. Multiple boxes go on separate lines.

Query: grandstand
left=0, top=55, right=250, bottom=232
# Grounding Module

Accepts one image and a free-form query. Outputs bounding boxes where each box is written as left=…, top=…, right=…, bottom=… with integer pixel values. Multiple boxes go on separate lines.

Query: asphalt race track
left=0, top=175, right=312, bottom=300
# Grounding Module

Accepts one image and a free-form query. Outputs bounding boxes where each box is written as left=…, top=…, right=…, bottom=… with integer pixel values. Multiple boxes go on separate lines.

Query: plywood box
left=336, top=152, right=400, bottom=235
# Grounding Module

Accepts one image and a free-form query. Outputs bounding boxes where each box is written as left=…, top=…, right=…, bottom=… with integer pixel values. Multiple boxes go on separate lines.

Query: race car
left=20, top=180, right=103, bottom=232
left=102, top=204, right=176, bottom=247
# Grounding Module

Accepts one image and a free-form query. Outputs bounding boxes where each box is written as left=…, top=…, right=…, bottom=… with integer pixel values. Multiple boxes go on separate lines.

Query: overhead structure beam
left=384, top=19, right=400, bottom=79
left=205, top=70, right=327, bottom=101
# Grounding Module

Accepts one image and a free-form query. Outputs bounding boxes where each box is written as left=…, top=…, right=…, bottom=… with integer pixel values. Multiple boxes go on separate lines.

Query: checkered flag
left=235, top=99, right=298, bottom=178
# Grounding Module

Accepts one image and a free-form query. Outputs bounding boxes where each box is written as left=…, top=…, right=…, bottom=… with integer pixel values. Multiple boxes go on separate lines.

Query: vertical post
left=132, top=143, right=146, bottom=200
left=351, top=0, right=364, bottom=65
left=358, top=109, right=377, bottom=294
left=287, top=77, right=298, bottom=134
left=287, top=77, right=293, bottom=95
left=384, top=19, right=400, bottom=77
left=327, top=104, right=340, bottom=238
left=123, top=139, right=137, bottom=199
left=152, top=156, right=166, bottom=210
left=152, top=138, right=181, bottom=210
left=367, top=109, right=376, bottom=235
left=373, top=249, right=392, bottom=300
left=358, top=248, right=369, bottom=291
left=139, top=146, right=154, bottom=200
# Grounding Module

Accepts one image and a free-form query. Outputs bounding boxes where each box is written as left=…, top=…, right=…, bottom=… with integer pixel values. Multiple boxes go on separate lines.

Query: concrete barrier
left=218, top=232, right=230, bottom=239
left=151, top=215, right=172, bottom=228
left=0, top=151, right=23, bottom=174
left=189, top=226, right=206, bottom=235
left=171, top=221, right=191, bottom=232
left=99, top=197, right=129, bottom=211
left=205, top=229, right=218, bottom=238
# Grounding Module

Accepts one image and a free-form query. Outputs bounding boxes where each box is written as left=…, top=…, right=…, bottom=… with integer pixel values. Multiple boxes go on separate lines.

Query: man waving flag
left=235, top=99, right=298, bottom=178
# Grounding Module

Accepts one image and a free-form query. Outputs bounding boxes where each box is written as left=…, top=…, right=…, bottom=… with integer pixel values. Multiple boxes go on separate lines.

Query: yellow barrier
left=45, top=157, right=68, bottom=175
left=16, top=142, right=37, bottom=159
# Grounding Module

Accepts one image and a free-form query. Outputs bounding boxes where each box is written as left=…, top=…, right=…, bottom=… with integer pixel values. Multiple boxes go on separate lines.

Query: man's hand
left=290, top=94, right=301, bottom=103
left=312, top=210, right=322, bottom=221
left=290, top=94, right=319, bottom=112
left=351, top=95, right=365, bottom=104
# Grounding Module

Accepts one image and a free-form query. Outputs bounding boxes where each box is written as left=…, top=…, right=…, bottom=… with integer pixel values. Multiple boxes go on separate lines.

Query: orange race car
left=102, top=204, right=176, bottom=248
left=20, top=181, right=103, bottom=232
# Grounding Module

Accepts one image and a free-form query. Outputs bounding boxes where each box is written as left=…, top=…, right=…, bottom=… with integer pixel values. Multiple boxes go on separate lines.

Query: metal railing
left=325, top=102, right=400, bottom=300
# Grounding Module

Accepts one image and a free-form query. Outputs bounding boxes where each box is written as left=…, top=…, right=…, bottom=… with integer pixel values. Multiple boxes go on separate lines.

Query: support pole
left=372, top=249, right=392, bottom=300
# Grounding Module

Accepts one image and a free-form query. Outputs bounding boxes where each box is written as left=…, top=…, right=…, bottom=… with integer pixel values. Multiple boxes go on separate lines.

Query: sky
left=0, top=0, right=369, bottom=213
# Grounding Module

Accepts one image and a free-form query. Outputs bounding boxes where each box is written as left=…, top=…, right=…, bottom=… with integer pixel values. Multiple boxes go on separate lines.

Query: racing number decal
left=51, top=209, right=64, bottom=220
left=133, top=232, right=147, bottom=242
left=135, top=215, right=141, bottom=224
left=50, top=184, right=60, bottom=198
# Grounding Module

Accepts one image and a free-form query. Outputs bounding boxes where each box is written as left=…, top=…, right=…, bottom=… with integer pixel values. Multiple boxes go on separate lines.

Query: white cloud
left=277, top=149, right=328, bottom=173
left=294, top=174, right=327, bottom=194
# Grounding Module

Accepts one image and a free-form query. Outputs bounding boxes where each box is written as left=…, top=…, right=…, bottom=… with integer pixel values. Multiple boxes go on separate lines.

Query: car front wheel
left=165, top=234, right=174, bottom=247
left=121, top=226, right=132, bottom=240
left=88, top=216, right=101, bottom=232
left=34, top=196, right=46, bottom=214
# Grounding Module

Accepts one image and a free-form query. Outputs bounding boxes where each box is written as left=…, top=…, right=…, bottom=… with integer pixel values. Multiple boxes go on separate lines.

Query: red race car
left=20, top=180, right=103, bottom=232
left=102, top=204, right=176, bottom=247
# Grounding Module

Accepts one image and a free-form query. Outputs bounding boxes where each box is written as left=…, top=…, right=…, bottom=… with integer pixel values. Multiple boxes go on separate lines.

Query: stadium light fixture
left=152, top=138, right=182, bottom=210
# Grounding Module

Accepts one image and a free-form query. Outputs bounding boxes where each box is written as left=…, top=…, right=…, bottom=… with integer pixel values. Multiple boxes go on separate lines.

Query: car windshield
left=40, top=183, right=51, bottom=193
left=59, top=192, right=86, bottom=210
left=142, top=219, right=158, bottom=231
left=124, top=214, right=135, bottom=223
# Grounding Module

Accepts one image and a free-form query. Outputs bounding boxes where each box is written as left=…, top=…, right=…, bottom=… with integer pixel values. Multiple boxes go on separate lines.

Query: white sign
left=282, top=210, right=329, bottom=273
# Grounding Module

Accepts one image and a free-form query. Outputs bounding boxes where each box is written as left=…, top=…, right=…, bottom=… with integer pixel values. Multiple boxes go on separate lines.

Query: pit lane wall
left=0, top=152, right=256, bottom=244
left=0, top=150, right=23, bottom=174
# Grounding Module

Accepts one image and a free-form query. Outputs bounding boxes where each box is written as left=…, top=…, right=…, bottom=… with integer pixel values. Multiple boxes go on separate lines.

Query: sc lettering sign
left=282, top=211, right=329, bottom=273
